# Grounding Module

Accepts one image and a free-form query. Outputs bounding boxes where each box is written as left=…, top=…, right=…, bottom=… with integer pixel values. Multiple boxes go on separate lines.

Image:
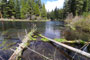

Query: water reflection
left=0, top=21, right=63, bottom=50
left=0, top=21, right=64, bottom=60
left=44, top=21, right=61, bottom=39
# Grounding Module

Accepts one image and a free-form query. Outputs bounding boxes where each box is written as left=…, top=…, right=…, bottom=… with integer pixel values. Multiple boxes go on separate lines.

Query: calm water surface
left=0, top=21, right=64, bottom=60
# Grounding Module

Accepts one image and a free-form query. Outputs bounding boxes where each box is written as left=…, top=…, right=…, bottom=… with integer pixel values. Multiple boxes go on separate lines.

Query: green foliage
left=32, top=37, right=37, bottom=40
left=83, top=12, right=90, bottom=17
left=15, top=0, right=20, bottom=18
left=58, top=9, right=64, bottom=19
left=63, top=0, right=90, bottom=17
left=30, top=36, right=37, bottom=41
left=7, top=0, right=16, bottom=18
left=0, top=0, right=7, bottom=18
left=83, top=0, right=89, bottom=12
left=0, top=0, right=47, bottom=19
left=47, top=10, right=55, bottom=20
left=54, top=38, right=67, bottom=42
left=41, top=38, right=49, bottom=42
left=79, top=40, right=85, bottom=44
left=34, top=3, right=41, bottom=16
left=74, top=19, right=90, bottom=32
left=54, top=7, right=59, bottom=19
left=33, top=35, right=38, bottom=38
left=47, top=8, right=64, bottom=20
left=41, top=4, right=47, bottom=19
left=20, top=0, right=27, bottom=18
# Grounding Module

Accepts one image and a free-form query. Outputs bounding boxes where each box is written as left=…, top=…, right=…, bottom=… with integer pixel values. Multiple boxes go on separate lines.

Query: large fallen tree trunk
left=39, top=34, right=90, bottom=58
left=9, top=29, right=36, bottom=60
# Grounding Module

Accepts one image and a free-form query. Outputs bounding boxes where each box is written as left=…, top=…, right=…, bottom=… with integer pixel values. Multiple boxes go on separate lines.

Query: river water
left=0, top=21, right=89, bottom=60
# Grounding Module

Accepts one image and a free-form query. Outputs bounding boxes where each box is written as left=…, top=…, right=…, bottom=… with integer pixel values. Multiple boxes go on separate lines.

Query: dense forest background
left=48, top=0, right=90, bottom=20
left=0, top=0, right=47, bottom=20
left=0, top=0, right=90, bottom=20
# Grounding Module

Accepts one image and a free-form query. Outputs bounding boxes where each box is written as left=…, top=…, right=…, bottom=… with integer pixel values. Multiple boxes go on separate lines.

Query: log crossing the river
left=39, top=34, right=90, bottom=58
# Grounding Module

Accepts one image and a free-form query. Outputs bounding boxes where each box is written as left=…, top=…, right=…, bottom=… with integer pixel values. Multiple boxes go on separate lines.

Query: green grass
left=79, top=40, right=85, bottom=44
left=0, top=19, right=50, bottom=22
left=41, top=38, right=49, bottom=42
left=54, top=38, right=67, bottom=42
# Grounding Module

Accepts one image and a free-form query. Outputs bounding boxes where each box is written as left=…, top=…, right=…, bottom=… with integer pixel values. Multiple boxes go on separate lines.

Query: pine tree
left=6, top=0, right=16, bottom=18
left=75, top=0, right=84, bottom=15
left=88, top=0, right=90, bottom=11
left=26, top=0, right=34, bottom=19
left=54, top=7, right=59, bottom=19
left=36, top=0, right=42, bottom=8
left=20, top=0, right=27, bottom=18
left=41, top=4, right=47, bottom=19
left=34, top=4, right=40, bottom=16
left=50, top=10, right=55, bottom=20
left=0, top=0, right=7, bottom=18
left=64, top=0, right=84, bottom=16
left=58, top=9, right=64, bottom=19
left=63, top=0, right=71, bottom=18
left=15, top=0, right=20, bottom=18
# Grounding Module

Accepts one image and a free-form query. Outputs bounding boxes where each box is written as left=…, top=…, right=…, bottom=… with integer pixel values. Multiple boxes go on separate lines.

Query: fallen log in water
left=39, top=34, right=90, bottom=58
left=9, top=29, right=36, bottom=60
left=62, top=40, right=90, bottom=44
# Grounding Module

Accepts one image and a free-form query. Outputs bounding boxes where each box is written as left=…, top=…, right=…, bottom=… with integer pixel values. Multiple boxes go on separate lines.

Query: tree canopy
left=0, top=0, right=47, bottom=20
left=47, top=0, right=90, bottom=20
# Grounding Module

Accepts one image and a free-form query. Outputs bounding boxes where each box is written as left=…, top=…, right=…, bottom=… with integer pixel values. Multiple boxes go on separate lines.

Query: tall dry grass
left=65, top=13, right=90, bottom=32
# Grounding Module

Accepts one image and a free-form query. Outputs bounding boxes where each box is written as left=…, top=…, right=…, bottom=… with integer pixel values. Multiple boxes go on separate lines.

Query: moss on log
left=9, top=29, right=36, bottom=60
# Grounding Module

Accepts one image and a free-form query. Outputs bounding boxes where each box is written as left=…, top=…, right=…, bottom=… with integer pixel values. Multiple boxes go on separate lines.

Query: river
left=0, top=21, right=89, bottom=60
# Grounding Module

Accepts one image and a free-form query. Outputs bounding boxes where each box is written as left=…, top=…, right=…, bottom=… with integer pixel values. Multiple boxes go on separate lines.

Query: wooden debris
left=9, top=29, right=36, bottom=60
left=40, top=34, right=90, bottom=58
left=62, top=40, right=90, bottom=44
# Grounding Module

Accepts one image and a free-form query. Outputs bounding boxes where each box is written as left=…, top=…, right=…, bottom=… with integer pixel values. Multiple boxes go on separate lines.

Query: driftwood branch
left=40, top=34, right=90, bottom=58
left=9, top=29, right=36, bottom=60
left=62, top=40, right=90, bottom=44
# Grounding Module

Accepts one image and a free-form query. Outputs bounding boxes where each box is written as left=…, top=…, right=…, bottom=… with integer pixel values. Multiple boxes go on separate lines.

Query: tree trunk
left=9, top=29, right=36, bottom=60
left=40, top=35, right=90, bottom=58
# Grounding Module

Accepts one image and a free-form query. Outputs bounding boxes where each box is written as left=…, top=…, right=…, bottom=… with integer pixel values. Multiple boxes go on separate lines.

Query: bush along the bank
left=65, top=14, right=90, bottom=42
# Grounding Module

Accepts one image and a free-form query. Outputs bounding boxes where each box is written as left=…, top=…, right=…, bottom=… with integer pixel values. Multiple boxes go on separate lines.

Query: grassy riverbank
left=0, top=19, right=50, bottom=22
left=65, top=15, right=90, bottom=32
left=64, top=14, right=90, bottom=41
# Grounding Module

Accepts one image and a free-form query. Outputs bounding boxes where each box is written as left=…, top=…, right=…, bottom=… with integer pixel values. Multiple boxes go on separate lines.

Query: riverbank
left=0, top=19, right=50, bottom=22
left=65, top=15, right=90, bottom=31
left=64, top=16, right=90, bottom=42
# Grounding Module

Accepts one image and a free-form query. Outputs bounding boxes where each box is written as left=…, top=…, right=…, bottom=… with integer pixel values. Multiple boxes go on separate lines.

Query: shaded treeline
left=47, top=0, right=90, bottom=20
left=0, top=0, right=47, bottom=19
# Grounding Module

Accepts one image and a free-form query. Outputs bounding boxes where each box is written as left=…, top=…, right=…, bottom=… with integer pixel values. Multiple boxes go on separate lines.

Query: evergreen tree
left=63, top=0, right=70, bottom=18
left=49, top=10, right=55, bottom=20
left=20, top=0, right=27, bottom=18
left=0, top=0, right=7, bottom=18
left=34, top=4, right=40, bottom=16
left=83, top=0, right=88, bottom=12
left=36, top=0, right=42, bottom=8
left=26, top=0, right=34, bottom=19
left=6, top=0, right=16, bottom=18
left=54, top=7, right=59, bottom=19
left=41, top=4, right=47, bottom=19
left=0, top=0, right=47, bottom=19
left=15, top=0, right=20, bottom=18
left=88, top=0, right=90, bottom=11
left=58, top=9, right=64, bottom=19
left=64, top=0, right=84, bottom=16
